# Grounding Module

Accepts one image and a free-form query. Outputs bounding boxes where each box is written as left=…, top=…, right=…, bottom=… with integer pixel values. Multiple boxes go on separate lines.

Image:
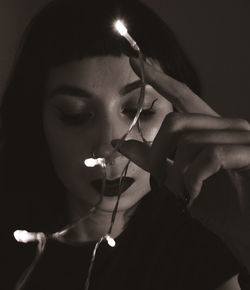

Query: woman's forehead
left=46, top=55, right=139, bottom=93
left=44, top=55, right=172, bottom=109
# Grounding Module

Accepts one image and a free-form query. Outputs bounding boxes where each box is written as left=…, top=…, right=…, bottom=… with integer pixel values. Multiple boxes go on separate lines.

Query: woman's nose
left=95, top=140, right=117, bottom=162
left=93, top=113, right=124, bottom=160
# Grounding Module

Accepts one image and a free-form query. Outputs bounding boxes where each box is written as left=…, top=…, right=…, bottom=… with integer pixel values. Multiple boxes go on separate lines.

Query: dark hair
left=1, top=0, right=201, bottom=233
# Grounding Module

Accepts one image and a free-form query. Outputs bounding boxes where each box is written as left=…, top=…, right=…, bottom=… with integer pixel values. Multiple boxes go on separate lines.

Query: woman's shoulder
left=127, top=186, right=244, bottom=289
left=238, top=268, right=250, bottom=290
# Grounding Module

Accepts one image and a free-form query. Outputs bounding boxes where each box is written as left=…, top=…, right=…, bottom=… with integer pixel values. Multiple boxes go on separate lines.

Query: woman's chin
left=94, top=185, right=149, bottom=213
left=68, top=177, right=150, bottom=214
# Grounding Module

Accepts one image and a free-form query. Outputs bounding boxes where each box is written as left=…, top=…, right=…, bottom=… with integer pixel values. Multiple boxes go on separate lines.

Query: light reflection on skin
left=42, top=55, right=173, bottom=241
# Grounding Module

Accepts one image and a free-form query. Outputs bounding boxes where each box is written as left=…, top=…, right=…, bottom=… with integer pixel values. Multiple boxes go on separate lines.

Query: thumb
left=111, top=139, right=151, bottom=172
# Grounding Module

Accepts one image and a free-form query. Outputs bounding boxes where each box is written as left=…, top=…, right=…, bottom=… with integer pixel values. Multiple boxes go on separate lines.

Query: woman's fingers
left=184, top=145, right=250, bottom=206
left=173, top=129, right=250, bottom=176
left=130, top=57, right=219, bottom=116
left=160, top=132, right=250, bottom=202
left=112, top=118, right=250, bottom=177
left=112, top=139, right=151, bottom=172
left=150, top=112, right=250, bottom=180
left=112, top=111, right=250, bottom=207
left=112, top=135, right=250, bottom=210
left=111, top=139, right=172, bottom=184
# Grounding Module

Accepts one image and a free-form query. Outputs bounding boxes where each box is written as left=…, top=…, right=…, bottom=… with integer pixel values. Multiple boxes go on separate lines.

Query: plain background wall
left=0, top=0, right=249, bottom=120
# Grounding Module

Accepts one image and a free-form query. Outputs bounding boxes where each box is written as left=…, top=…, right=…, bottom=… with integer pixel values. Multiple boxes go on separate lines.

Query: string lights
left=14, top=19, right=149, bottom=290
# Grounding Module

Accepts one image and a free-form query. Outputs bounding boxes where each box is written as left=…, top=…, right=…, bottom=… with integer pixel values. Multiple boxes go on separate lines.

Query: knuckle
left=163, top=112, right=185, bottom=133
left=235, top=118, right=250, bottom=130
left=205, top=145, right=223, bottom=165
left=149, top=69, right=158, bottom=85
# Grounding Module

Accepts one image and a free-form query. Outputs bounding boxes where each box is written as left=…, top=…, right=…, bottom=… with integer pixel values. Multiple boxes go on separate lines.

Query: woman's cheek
left=135, top=113, right=167, bottom=142
left=44, top=130, right=97, bottom=197
left=43, top=112, right=91, bottom=181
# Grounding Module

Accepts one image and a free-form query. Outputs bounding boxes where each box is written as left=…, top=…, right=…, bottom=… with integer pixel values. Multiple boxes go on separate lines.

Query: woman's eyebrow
left=49, top=85, right=94, bottom=99
left=119, top=80, right=143, bottom=95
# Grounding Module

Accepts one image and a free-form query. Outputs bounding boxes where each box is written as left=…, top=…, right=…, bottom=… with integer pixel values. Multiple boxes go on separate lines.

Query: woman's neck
left=61, top=196, right=137, bottom=244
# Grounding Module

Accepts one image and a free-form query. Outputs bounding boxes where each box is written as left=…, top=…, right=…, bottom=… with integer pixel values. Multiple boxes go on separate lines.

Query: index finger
left=130, top=57, right=219, bottom=117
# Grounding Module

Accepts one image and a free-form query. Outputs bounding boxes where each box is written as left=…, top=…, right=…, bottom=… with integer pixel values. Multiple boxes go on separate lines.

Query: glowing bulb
left=105, top=235, right=116, bottom=247
left=14, top=230, right=39, bottom=243
left=114, top=19, right=140, bottom=51
left=84, top=158, right=106, bottom=168
left=114, top=20, right=127, bottom=36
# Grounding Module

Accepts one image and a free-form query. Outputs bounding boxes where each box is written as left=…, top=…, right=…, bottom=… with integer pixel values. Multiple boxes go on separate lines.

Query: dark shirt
left=3, top=188, right=246, bottom=290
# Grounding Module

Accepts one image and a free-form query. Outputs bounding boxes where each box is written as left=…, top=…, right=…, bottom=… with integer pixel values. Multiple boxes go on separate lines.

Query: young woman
left=2, top=0, right=250, bottom=289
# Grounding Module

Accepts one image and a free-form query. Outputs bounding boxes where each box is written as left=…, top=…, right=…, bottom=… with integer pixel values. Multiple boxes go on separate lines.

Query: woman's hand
left=113, top=57, right=250, bottom=271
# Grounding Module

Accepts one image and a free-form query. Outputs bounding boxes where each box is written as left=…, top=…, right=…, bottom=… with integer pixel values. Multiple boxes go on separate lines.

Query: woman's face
left=43, top=55, right=173, bottom=213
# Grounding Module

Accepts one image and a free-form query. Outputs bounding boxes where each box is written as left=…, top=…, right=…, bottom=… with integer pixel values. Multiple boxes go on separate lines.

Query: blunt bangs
left=23, top=0, right=200, bottom=93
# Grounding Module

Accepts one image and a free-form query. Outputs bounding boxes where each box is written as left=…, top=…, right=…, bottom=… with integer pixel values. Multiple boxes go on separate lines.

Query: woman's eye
left=122, top=108, right=155, bottom=120
left=123, top=99, right=158, bottom=120
left=59, top=112, right=93, bottom=126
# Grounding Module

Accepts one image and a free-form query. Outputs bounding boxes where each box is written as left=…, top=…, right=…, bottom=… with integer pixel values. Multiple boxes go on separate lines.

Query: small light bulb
left=84, top=158, right=106, bottom=168
left=105, top=235, right=116, bottom=247
left=114, top=20, right=127, bottom=36
left=14, top=230, right=37, bottom=243
left=84, top=158, right=98, bottom=167
left=114, top=19, right=140, bottom=52
left=14, top=230, right=46, bottom=245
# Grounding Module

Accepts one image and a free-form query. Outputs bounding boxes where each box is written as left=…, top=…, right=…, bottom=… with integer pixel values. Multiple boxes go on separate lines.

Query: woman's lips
left=91, top=177, right=135, bottom=196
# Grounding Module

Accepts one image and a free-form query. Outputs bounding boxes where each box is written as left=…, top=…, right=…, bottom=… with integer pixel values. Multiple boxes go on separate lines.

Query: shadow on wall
left=143, top=0, right=250, bottom=121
